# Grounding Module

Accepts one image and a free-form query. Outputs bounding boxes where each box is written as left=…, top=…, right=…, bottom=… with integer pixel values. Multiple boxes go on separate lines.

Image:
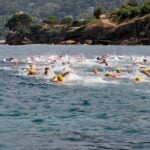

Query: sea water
left=0, top=44, right=150, bottom=150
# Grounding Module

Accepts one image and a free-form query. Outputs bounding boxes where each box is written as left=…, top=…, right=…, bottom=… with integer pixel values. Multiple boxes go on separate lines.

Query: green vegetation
left=44, top=16, right=58, bottom=25
left=5, top=13, right=32, bottom=31
left=110, top=2, right=150, bottom=22
left=2, top=0, right=150, bottom=39
left=60, top=16, right=73, bottom=26
left=71, top=19, right=90, bottom=27
left=30, top=25, right=42, bottom=33
left=141, top=2, right=150, bottom=15
left=94, top=6, right=102, bottom=19
left=118, top=5, right=141, bottom=20
left=0, top=0, right=146, bottom=38
left=128, top=0, right=138, bottom=6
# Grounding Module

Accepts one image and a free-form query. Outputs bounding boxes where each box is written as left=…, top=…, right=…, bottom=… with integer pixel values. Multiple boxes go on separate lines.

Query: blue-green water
left=0, top=45, right=150, bottom=150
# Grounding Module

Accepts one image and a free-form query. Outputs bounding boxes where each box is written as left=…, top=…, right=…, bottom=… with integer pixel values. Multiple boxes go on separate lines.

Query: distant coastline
left=4, top=2, right=150, bottom=46
left=6, top=14, right=150, bottom=45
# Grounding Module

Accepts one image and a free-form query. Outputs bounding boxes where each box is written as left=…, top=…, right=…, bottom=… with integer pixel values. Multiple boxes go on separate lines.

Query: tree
left=94, top=6, right=102, bottom=19
left=128, top=0, right=138, bottom=7
left=5, top=13, right=32, bottom=31
left=143, top=0, right=150, bottom=4
left=44, top=16, right=58, bottom=25
left=141, top=3, right=150, bottom=15
left=60, top=16, right=73, bottom=26
left=118, top=5, right=141, bottom=20
left=30, top=25, right=42, bottom=33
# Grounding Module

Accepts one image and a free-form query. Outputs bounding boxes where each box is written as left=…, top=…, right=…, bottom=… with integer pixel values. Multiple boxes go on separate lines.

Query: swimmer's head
left=28, top=67, right=36, bottom=75
left=105, top=72, right=110, bottom=76
left=57, top=74, right=63, bottom=82
left=53, top=75, right=57, bottom=79
left=116, top=68, right=122, bottom=73
left=96, top=57, right=100, bottom=60
left=92, top=68, right=98, bottom=75
left=143, top=59, right=147, bottom=63
left=44, top=67, right=49, bottom=75
left=52, top=75, right=57, bottom=81
left=45, top=67, right=49, bottom=71
left=134, top=76, right=141, bottom=82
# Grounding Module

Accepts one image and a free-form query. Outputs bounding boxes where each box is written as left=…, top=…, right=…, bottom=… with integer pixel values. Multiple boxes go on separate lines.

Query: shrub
left=60, top=16, right=73, bottom=26
left=71, top=19, right=90, bottom=27
left=141, top=3, right=150, bottom=15
left=94, top=6, right=102, bottom=19
left=44, top=16, right=58, bottom=25
left=30, top=25, right=42, bottom=33
left=118, top=5, right=141, bottom=20
left=5, top=13, right=32, bottom=31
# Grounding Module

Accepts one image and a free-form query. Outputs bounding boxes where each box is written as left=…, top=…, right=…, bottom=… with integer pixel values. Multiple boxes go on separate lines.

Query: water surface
left=0, top=45, right=150, bottom=150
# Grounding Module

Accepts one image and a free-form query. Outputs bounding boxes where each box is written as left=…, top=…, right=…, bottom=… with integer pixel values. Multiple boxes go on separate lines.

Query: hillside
left=0, top=0, right=120, bottom=38
left=0, top=0, right=145, bottom=39
left=6, top=14, right=150, bottom=45
left=0, top=0, right=145, bottom=19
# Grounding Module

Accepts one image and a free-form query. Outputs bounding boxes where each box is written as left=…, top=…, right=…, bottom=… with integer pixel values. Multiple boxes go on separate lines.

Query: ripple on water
left=68, top=108, right=79, bottom=112
left=31, top=118, right=45, bottom=125
left=124, top=129, right=142, bottom=135
left=0, top=110, right=28, bottom=117
left=95, top=113, right=109, bottom=119
left=0, top=144, right=6, bottom=149
left=62, top=136, right=83, bottom=142
left=81, top=100, right=91, bottom=106
left=0, top=45, right=150, bottom=150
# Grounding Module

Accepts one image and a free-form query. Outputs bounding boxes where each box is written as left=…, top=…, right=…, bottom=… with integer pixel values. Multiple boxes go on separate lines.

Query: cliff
left=6, top=14, right=150, bottom=45
left=64, top=14, right=150, bottom=45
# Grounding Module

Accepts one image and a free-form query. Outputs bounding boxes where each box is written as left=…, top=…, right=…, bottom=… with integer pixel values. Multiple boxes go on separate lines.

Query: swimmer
left=51, top=74, right=64, bottom=83
left=104, top=71, right=117, bottom=78
left=62, top=71, right=70, bottom=77
left=97, top=56, right=108, bottom=66
left=4, top=57, right=19, bottom=67
left=44, top=67, right=50, bottom=76
left=104, top=67, right=122, bottom=78
left=133, top=58, right=149, bottom=65
left=62, top=65, right=71, bottom=77
left=143, top=59, right=147, bottom=63
left=140, top=68, right=150, bottom=77
left=51, top=68, right=70, bottom=83
left=134, top=76, right=142, bottom=83
left=92, top=68, right=98, bottom=75
left=27, top=64, right=37, bottom=75
left=115, top=67, right=122, bottom=73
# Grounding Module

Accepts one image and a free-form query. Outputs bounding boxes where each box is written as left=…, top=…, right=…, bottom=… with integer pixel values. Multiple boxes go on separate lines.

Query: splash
left=1, top=54, right=150, bottom=86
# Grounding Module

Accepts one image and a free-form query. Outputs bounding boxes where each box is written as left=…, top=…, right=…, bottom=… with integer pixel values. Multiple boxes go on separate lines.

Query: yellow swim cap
left=135, top=76, right=141, bottom=82
left=28, top=67, right=35, bottom=75
left=105, top=72, right=110, bottom=76
left=57, top=74, right=63, bottom=81
left=116, top=68, right=121, bottom=73
left=53, top=75, right=57, bottom=79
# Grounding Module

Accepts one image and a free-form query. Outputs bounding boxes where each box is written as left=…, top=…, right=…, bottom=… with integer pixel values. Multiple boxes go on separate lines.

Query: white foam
left=1, top=54, right=150, bottom=86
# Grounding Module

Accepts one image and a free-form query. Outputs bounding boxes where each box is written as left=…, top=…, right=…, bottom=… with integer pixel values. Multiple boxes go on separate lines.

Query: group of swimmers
left=27, top=61, right=71, bottom=83
left=93, top=55, right=150, bottom=82
left=4, top=53, right=150, bottom=84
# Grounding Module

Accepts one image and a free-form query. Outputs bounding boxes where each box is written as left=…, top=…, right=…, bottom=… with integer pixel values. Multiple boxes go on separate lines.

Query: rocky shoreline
left=6, top=14, right=150, bottom=45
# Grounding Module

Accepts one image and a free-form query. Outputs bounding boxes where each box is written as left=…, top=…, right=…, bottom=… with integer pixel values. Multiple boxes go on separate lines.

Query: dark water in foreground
left=0, top=45, right=150, bottom=150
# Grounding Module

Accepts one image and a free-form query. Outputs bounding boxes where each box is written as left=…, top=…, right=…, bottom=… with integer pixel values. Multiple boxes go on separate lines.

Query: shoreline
left=3, top=14, right=150, bottom=45
left=5, top=14, right=150, bottom=46
left=1, top=43, right=150, bottom=46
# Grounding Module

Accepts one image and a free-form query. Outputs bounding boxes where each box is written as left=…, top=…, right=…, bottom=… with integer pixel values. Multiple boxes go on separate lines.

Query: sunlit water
left=0, top=44, right=150, bottom=150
